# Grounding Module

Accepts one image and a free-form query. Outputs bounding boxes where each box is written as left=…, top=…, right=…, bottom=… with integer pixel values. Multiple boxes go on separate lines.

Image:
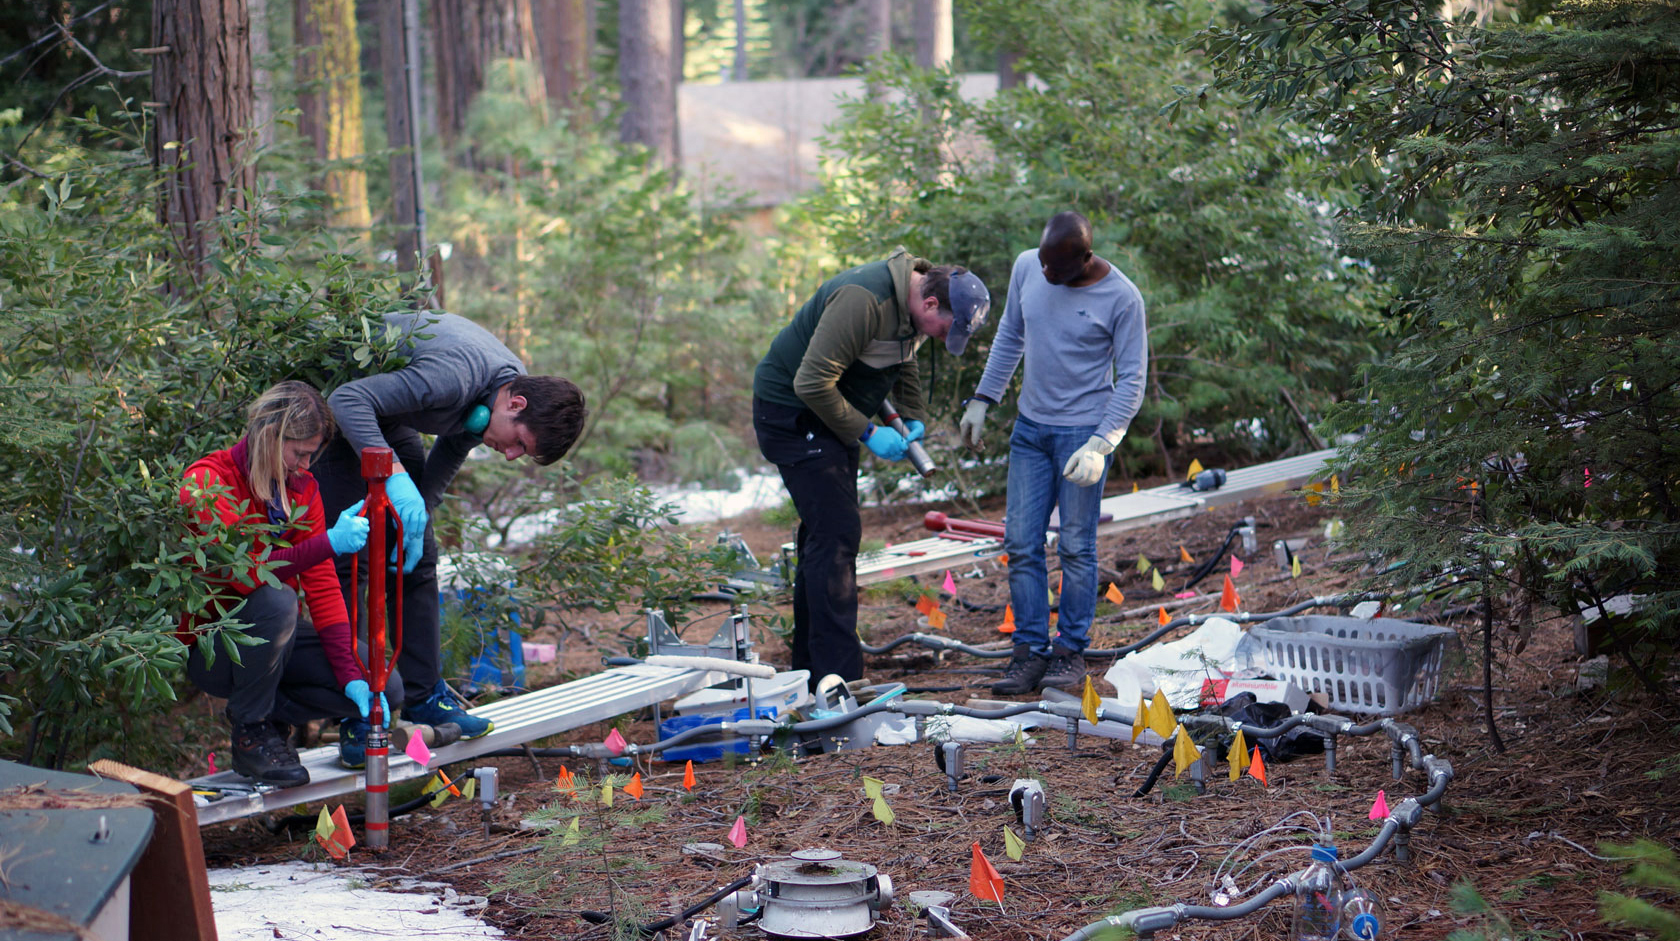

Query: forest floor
left=197, top=471, right=1680, bottom=941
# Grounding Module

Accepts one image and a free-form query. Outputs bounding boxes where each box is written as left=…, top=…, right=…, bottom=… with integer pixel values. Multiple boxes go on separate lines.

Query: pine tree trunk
left=997, top=46, right=1021, bottom=89
left=731, top=0, right=747, bottom=80
left=535, top=0, right=590, bottom=123
left=379, top=0, right=426, bottom=277
left=434, top=0, right=545, bottom=150
left=618, top=0, right=676, bottom=168
left=670, top=0, right=684, bottom=170
left=862, top=0, right=891, bottom=58
left=248, top=0, right=274, bottom=152
left=296, top=0, right=371, bottom=232
left=913, top=0, right=950, bottom=69
left=151, top=0, right=256, bottom=278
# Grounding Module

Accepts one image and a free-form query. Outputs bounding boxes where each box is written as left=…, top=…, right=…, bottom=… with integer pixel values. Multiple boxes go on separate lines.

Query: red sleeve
left=293, top=485, right=353, bottom=635
left=268, top=532, right=336, bottom=581
left=179, top=466, right=263, bottom=595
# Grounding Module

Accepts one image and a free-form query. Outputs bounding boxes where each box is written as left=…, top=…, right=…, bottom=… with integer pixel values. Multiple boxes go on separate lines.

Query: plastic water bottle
left=1292, top=844, right=1344, bottom=941
left=1341, top=888, right=1381, bottom=940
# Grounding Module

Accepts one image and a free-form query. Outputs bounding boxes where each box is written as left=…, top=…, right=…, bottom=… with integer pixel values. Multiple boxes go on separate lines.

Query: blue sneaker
left=404, top=680, right=493, bottom=740
left=338, top=718, right=370, bottom=770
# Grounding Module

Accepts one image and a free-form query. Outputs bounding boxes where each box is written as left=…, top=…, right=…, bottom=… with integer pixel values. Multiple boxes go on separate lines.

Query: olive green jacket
left=752, top=249, right=929, bottom=442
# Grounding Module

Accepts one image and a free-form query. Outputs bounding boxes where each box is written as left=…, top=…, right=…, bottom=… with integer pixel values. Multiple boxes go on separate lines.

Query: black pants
left=312, top=427, right=440, bottom=709
left=752, top=397, right=864, bottom=687
left=186, top=585, right=401, bottom=725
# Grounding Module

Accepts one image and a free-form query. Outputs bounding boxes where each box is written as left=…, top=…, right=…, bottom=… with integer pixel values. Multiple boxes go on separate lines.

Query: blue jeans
left=1004, top=415, right=1110, bottom=655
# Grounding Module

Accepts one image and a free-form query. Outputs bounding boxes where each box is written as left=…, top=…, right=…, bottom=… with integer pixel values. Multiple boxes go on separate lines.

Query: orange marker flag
left=683, top=760, right=696, bottom=791
left=1055, top=570, right=1065, bottom=593
left=1248, top=746, right=1268, bottom=786
left=1157, top=606, right=1171, bottom=627
left=437, top=767, right=462, bottom=797
left=927, top=607, right=948, bottom=629
left=998, top=604, right=1015, bottom=634
left=624, top=772, right=644, bottom=800
left=556, top=766, right=574, bottom=792
left=1105, top=583, right=1124, bottom=606
left=1220, top=575, right=1239, bottom=613
left=969, top=842, right=1006, bottom=909
left=330, top=804, right=355, bottom=851
left=915, top=594, right=938, bottom=616
left=314, top=807, right=345, bottom=859
left=1179, top=544, right=1194, bottom=564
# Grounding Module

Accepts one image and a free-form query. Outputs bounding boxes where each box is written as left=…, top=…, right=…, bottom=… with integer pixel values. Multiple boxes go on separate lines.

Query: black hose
left=579, top=874, right=754, bottom=935
left=1178, top=521, right=1245, bottom=593
left=1132, top=745, right=1175, bottom=798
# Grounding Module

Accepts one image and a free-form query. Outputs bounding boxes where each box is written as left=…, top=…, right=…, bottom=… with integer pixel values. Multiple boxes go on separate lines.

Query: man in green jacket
left=753, top=248, right=990, bottom=689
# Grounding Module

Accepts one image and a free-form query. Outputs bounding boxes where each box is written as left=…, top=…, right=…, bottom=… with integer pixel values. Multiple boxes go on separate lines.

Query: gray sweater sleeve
left=974, top=251, right=1031, bottom=404
left=328, top=366, right=450, bottom=463
left=1097, top=287, right=1149, bottom=444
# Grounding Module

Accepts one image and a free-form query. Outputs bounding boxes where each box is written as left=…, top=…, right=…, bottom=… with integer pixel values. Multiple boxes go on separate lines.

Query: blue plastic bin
left=660, top=706, right=777, bottom=763
left=442, top=586, right=526, bottom=692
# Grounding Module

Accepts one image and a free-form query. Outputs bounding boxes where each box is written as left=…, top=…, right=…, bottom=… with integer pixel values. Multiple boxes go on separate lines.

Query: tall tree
left=249, top=0, right=275, bottom=152
left=619, top=0, right=677, bottom=168
left=151, top=0, right=256, bottom=274
left=913, top=0, right=950, bottom=69
left=378, top=0, right=428, bottom=279
left=535, top=0, right=590, bottom=122
left=862, top=0, right=892, bottom=58
left=295, top=0, right=371, bottom=231
left=731, top=0, right=749, bottom=79
left=433, top=0, right=546, bottom=151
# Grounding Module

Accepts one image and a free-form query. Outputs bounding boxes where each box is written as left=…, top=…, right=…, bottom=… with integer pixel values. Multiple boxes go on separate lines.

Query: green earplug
left=465, top=404, right=490, bottom=436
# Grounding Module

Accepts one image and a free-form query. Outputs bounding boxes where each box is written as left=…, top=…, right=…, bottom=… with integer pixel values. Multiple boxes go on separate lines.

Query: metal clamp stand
left=348, top=446, right=405, bottom=851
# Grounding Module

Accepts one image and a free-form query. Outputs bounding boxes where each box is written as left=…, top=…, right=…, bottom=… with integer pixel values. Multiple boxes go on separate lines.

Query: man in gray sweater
left=314, top=311, right=586, bottom=766
left=960, top=211, right=1148, bottom=694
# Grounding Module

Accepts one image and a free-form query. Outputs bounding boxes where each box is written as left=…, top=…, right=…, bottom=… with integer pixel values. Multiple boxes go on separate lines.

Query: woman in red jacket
left=181, top=381, right=404, bottom=786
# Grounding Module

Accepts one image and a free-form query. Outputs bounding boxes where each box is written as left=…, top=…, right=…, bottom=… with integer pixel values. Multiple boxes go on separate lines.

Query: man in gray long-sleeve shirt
left=960, top=211, right=1148, bottom=694
left=313, top=311, right=586, bottom=763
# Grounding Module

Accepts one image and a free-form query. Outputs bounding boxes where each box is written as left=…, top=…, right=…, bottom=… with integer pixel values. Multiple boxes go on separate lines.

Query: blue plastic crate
left=660, top=706, right=777, bottom=763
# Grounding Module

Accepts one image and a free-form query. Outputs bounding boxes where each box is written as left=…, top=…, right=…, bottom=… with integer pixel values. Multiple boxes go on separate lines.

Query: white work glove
left=1062, top=434, right=1118, bottom=487
left=959, top=399, right=989, bottom=450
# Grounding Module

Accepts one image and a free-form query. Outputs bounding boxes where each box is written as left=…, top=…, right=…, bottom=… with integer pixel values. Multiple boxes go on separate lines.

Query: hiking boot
left=1038, top=646, right=1089, bottom=690
left=269, top=720, right=302, bottom=766
left=338, top=717, right=371, bottom=770
left=230, top=718, right=309, bottom=788
left=990, top=645, right=1051, bottom=696
left=403, top=680, right=494, bottom=740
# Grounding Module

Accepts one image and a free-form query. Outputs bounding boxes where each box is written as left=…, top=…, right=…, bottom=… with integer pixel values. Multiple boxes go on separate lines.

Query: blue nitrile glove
left=384, top=471, right=427, bottom=573
left=343, top=679, right=391, bottom=728
left=860, top=424, right=909, bottom=461
left=326, top=500, right=368, bottom=555
left=903, top=419, right=925, bottom=443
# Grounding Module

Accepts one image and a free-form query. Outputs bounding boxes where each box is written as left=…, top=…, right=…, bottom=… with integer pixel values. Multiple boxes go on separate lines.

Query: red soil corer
left=923, top=510, right=1005, bottom=540
left=348, top=447, right=405, bottom=850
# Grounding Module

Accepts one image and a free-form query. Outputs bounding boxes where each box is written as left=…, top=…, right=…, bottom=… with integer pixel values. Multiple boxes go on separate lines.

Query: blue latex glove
left=384, top=472, right=427, bottom=574
left=325, top=500, right=368, bottom=555
left=902, top=419, right=925, bottom=443
left=343, top=679, right=391, bottom=728
left=860, top=424, right=909, bottom=461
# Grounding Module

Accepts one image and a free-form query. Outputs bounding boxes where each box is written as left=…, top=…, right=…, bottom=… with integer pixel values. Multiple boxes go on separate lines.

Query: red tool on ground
left=924, top=511, right=1005, bottom=540
left=348, top=446, right=405, bottom=850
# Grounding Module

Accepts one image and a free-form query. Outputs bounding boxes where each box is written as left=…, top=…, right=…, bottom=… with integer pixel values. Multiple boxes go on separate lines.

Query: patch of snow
left=211, top=861, right=503, bottom=940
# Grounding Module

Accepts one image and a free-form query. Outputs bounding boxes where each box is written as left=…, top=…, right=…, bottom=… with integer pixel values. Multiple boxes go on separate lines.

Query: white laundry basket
left=1249, top=616, right=1456, bottom=715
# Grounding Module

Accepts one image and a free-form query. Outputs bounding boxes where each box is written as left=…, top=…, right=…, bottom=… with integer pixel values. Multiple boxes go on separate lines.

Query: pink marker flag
left=1231, top=556, right=1244, bottom=578
left=208, top=752, right=217, bottom=774
left=1369, top=789, right=1390, bottom=820
left=727, top=815, right=748, bottom=848
left=942, top=570, right=957, bottom=595
left=1174, top=590, right=1197, bottom=600
left=404, top=729, right=433, bottom=767
left=603, top=728, right=627, bottom=756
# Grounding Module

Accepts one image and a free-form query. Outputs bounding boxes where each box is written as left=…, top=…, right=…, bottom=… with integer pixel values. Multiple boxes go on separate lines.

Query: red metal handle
left=924, top=510, right=1005, bottom=539
left=349, top=447, right=405, bottom=728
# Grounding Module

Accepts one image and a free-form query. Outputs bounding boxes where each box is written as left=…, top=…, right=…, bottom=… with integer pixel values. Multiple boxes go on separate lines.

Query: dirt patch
left=199, top=485, right=1680, bottom=941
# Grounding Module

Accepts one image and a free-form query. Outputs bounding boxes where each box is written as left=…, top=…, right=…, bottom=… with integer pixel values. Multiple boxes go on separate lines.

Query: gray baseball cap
left=945, top=270, right=991, bottom=355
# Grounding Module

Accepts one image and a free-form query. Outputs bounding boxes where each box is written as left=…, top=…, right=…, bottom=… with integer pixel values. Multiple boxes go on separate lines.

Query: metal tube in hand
left=880, top=399, right=936, bottom=478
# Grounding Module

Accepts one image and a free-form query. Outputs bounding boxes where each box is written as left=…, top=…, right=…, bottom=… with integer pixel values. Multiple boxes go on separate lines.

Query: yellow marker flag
left=1047, top=586, right=1055, bottom=605
left=1132, top=696, right=1149, bottom=742
left=928, top=608, right=948, bottom=629
left=1304, top=481, right=1325, bottom=506
left=1003, top=826, right=1026, bottom=862
left=1105, top=583, right=1124, bottom=606
left=1227, top=730, right=1251, bottom=781
left=1151, top=568, right=1165, bottom=592
left=1081, top=676, right=1101, bottom=726
left=428, top=774, right=451, bottom=808
left=1136, top=554, right=1151, bottom=574
left=1148, top=690, right=1176, bottom=738
left=1179, top=544, right=1194, bottom=564
left=315, top=806, right=336, bottom=842
left=602, top=784, right=613, bottom=807
left=1331, top=474, right=1340, bottom=494
left=461, top=777, right=477, bottom=801
left=1172, top=724, right=1202, bottom=777
left=862, top=775, right=885, bottom=800
left=561, top=816, right=581, bottom=847
left=1132, top=482, right=1139, bottom=493
left=1291, top=554, right=1302, bottom=578
left=872, top=795, right=895, bottom=825
left=1186, top=458, right=1204, bottom=480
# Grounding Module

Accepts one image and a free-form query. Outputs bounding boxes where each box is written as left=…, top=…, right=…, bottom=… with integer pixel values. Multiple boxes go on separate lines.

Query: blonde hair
left=245, top=381, right=334, bottom=515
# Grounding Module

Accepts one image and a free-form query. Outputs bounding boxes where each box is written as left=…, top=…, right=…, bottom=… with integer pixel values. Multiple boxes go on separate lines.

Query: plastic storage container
left=660, top=706, right=778, bottom=763
left=1248, top=615, right=1455, bottom=715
